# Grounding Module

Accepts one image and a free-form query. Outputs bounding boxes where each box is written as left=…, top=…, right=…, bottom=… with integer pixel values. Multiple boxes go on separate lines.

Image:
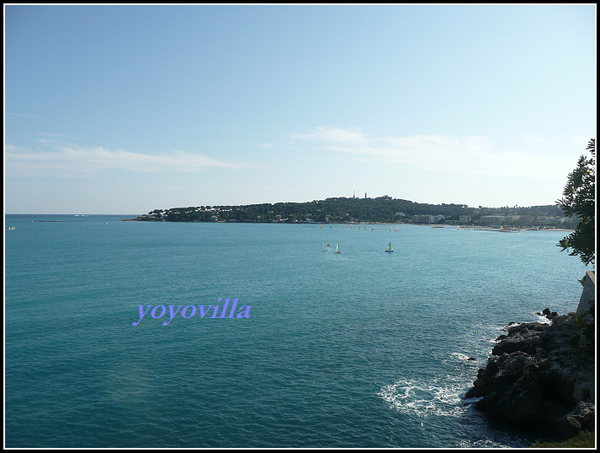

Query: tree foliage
left=135, top=197, right=571, bottom=228
left=556, top=139, right=596, bottom=266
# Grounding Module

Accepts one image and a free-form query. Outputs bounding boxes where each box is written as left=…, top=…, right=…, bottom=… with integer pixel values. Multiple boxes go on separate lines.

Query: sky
left=4, top=4, right=596, bottom=214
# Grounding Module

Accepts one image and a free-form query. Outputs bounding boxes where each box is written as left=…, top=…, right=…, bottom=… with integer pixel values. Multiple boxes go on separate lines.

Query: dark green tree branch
left=556, top=139, right=595, bottom=266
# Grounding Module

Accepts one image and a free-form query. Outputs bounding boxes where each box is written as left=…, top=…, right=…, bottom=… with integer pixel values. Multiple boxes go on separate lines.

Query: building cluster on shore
left=410, top=214, right=571, bottom=228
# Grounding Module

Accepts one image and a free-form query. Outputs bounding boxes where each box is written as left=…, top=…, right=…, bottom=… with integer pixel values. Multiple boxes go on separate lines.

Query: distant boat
left=335, top=242, right=342, bottom=254
left=385, top=242, right=393, bottom=253
left=323, top=241, right=328, bottom=252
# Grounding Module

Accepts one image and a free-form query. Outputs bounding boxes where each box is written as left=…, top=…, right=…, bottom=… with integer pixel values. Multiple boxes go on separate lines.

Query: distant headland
left=124, top=196, right=575, bottom=229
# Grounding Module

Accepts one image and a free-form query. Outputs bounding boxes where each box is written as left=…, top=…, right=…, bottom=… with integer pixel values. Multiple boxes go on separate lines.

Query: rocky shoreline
left=465, top=309, right=595, bottom=440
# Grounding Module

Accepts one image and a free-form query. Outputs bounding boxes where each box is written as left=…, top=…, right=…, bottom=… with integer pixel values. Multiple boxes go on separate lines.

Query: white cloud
left=289, top=126, right=573, bottom=181
left=290, top=126, right=369, bottom=146
left=5, top=144, right=250, bottom=177
left=571, top=135, right=594, bottom=145
left=523, top=134, right=547, bottom=144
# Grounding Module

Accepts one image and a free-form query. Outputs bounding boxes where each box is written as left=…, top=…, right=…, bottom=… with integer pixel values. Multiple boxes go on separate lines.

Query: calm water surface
left=4, top=215, right=589, bottom=447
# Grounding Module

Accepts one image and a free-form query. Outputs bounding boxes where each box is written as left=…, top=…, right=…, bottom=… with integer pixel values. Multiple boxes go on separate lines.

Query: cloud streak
left=6, top=112, right=44, bottom=118
left=5, top=144, right=250, bottom=177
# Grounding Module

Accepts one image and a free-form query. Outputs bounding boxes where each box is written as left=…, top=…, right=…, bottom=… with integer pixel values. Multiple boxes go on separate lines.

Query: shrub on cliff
left=531, top=430, right=595, bottom=448
left=570, top=307, right=595, bottom=359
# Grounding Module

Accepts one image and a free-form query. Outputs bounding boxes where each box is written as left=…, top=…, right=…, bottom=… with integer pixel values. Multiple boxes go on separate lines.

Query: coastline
left=121, top=217, right=574, bottom=232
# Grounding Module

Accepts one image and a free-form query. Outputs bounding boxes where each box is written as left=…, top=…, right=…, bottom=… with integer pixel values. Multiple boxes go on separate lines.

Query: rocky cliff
left=465, top=309, right=595, bottom=439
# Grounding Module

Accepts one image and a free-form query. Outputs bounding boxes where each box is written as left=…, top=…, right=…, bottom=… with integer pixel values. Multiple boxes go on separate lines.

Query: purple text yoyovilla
left=132, top=298, right=250, bottom=326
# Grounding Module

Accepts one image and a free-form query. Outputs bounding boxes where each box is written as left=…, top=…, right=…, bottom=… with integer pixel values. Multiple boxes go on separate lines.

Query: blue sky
left=4, top=4, right=596, bottom=214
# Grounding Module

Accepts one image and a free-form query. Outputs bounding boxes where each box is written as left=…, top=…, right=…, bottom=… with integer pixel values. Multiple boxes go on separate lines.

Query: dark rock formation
left=465, top=310, right=595, bottom=439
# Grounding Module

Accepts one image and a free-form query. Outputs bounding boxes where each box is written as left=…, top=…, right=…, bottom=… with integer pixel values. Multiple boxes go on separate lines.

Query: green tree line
left=133, top=196, right=570, bottom=225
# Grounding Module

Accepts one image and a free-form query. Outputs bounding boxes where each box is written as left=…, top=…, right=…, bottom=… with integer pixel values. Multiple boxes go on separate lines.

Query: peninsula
left=125, top=196, right=575, bottom=229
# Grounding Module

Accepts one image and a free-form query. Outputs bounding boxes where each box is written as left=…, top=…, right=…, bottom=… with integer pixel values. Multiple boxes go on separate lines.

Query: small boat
left=335, top=242, right=342, bottom=253
left=385, top=242, right=393, bottom=252
left=323, top=241, right=328, bottom=252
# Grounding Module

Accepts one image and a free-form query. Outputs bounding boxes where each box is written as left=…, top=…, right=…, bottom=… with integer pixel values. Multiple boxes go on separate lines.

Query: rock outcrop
left=465, top=310, right=595, bottom=439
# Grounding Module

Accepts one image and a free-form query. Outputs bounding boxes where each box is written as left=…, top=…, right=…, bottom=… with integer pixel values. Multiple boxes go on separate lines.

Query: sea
left=4, top=214, right=590, bottom=448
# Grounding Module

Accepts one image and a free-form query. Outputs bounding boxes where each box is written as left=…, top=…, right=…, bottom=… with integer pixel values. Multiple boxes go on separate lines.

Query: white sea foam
left=378, top=377, right=468, bottom=418
left=450, top=352, right=479, bottom=364
left=533, top=313, right=552, bottom=324
left=451, top=352, right=470, bottom=361
left=458, top=437, right=526, bottom=448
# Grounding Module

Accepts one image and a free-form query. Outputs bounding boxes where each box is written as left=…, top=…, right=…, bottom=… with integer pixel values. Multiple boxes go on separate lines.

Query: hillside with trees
left=128, top=195, right=574, bottom=229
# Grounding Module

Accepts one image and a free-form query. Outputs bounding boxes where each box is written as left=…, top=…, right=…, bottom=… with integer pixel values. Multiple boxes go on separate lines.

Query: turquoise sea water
left=4, top=215, right=589, bottom=448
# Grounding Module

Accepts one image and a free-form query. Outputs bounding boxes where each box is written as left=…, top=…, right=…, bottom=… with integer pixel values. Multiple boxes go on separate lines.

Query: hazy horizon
left=4, top=193, right=568, bottom=217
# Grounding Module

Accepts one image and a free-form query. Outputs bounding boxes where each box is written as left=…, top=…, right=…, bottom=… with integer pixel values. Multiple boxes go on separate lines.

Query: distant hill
left=128, top=196, right=573, bottom=228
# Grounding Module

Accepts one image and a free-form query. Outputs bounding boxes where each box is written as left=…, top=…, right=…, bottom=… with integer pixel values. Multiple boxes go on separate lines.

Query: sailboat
left=385, top=242, right=393, bottom=252
left=323, top=241, right=328, bottom=252
left=335, top=242, right=342, bottom=254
